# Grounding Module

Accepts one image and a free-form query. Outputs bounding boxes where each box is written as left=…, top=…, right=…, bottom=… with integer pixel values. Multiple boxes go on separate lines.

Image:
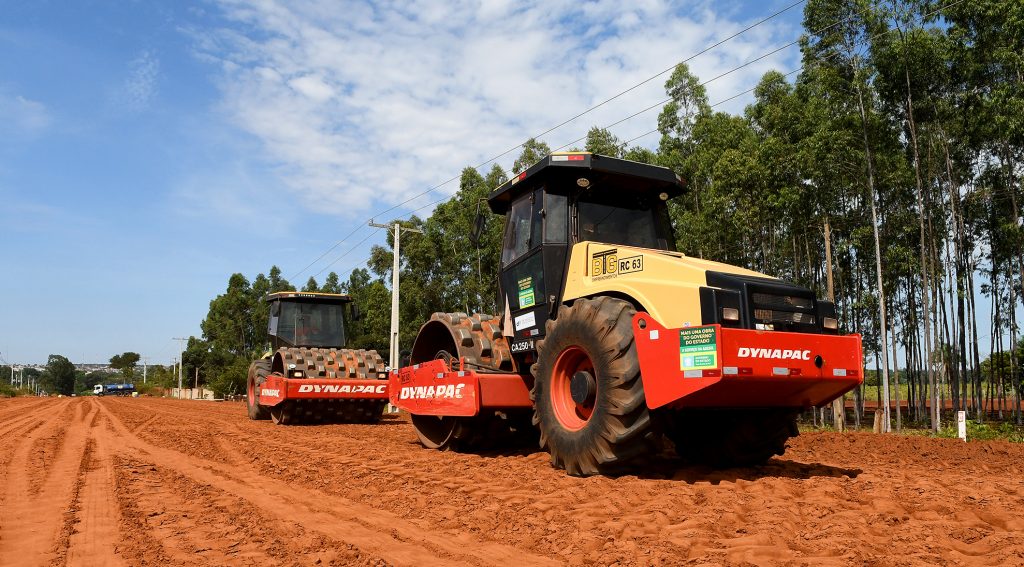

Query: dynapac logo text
left=399, top=384, right=466, bottom=400
left=737, top=348, right=811, bottom=360
left=297, top=384, right=386, bottom=394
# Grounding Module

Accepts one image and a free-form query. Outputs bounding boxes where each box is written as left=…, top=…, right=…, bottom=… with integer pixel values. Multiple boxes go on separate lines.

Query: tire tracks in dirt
left=0, top=399, right=96, bottom=566
left=94, top=400, right=559, bottom=567
left=61, top=407, right=125, bottom=567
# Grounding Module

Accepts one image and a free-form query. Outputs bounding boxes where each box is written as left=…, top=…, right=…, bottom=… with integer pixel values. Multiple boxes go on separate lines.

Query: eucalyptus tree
left=801, top=0, right=897, bottom=430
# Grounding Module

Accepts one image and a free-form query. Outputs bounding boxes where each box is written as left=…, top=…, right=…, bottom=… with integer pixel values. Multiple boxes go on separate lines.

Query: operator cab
left=266, top=292, right=354, bottom=350
left=486, top=152, right=684, bottom=355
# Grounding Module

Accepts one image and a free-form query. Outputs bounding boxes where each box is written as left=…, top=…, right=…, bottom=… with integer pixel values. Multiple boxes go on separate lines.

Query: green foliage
left=181, top=265, right=299, bottom=397
left=937, top=420, right=1024, bottom=443
left=321, top=272, right=342, bottom=294
left=512, top=138, right=551, bottom=174
left=109, top=352, right=140, bottom=380
left=145, top=364, right=177, bottom=390
left=79, top=370, right=116, bottom=394
left=342, top=268, right=391, bottom=354
left=206, top=357, right=250, bottom=398
left=366, top=161, right=508, bottom=359
left=45, top=354, right=75, bottom=396
left=584, top=127, right=624, bottom=157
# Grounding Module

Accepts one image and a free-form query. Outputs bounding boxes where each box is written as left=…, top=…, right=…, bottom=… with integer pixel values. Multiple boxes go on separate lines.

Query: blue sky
left=0, top=1, right=805, bottom=365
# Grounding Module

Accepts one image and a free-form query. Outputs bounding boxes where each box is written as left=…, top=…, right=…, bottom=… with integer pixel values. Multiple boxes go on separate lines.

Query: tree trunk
left=855, top=71, right=892, bottom=432
left=824, top=219, right=846, bottom=431
left=903, top=67, right=938, bottom=431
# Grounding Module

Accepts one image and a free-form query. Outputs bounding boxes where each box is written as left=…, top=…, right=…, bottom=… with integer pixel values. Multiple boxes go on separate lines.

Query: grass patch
left=935, top=420, right=1024, bottom=443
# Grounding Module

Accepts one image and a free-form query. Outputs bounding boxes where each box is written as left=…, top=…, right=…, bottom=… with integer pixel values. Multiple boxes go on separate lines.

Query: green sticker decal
left=679, top=326, right=718, bottom=372
left=517, top=276, right=535, bottom=308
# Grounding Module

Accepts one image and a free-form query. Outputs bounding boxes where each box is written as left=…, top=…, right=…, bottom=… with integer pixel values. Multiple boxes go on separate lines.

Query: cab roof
left=488, top=152, right=684, bottom=215
left=265, top=291, right=352, bottom=304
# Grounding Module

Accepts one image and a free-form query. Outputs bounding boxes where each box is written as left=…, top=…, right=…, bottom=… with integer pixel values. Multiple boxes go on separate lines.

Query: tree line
left=184, top=0, right=1020, bottom=430
left=0, top=354, right=139, bottom=397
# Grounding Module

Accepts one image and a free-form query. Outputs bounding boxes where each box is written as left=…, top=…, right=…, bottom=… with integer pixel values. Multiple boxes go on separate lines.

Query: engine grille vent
left=751, top=293, right=814, bottom=310
left=751, top=291, right=817, bottom=330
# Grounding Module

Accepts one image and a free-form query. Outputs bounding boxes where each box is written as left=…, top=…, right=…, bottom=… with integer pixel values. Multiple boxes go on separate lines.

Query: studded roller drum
left=409, top=312, right=514, bottom=371
left=407, top=312, right=518, bottom=450
left=271, top=347, right=388, bottom=424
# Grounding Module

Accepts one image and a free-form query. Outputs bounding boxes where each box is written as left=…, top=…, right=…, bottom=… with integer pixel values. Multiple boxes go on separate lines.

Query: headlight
left=823, top=317, right=838, bottom=330
left=722, top=307, right=740, bottom=321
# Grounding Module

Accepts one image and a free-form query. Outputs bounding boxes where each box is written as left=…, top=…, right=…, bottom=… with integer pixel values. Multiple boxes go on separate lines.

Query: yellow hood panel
left=562, top=242, right=775, bottom=328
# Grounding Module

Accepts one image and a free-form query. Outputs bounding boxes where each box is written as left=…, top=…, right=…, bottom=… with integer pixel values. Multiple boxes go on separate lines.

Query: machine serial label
left=510, top=338, right=536, bottom=353
left=592, top=249, right=643, bottom=280
left=679, top=326, right=718, bottom=373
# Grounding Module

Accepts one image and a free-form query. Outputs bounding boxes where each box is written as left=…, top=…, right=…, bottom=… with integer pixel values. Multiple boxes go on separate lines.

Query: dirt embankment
left=0, top=396, right=1021, bottom=566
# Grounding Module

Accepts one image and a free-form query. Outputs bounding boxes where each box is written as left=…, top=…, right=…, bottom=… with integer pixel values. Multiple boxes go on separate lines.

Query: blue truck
left=93, top=383, right=135, bottom=397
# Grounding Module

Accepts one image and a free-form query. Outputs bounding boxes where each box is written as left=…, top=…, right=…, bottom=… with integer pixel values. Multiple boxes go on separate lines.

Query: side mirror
left=470, top=199, right=487, bottom=247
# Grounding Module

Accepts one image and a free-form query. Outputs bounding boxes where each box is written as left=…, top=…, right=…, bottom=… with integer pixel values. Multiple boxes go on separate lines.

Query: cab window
left=576, top=189, right=674, bottom=250
left=502, top=190, right=544, bottom=265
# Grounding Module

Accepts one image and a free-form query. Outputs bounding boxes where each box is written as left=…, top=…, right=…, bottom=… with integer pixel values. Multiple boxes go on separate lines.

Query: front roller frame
left=388, top=359, right=533, bottom=416
left=632, top=313, right=863, bottom=410
left=257, top=375, right=389, bottom=407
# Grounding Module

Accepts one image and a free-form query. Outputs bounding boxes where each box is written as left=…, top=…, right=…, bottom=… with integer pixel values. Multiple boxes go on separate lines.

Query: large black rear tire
left=667, top=409, right=798, bottom=468
left=246, top=360, right=272, bottom=420
left=532, top=297, right=655, bottom=476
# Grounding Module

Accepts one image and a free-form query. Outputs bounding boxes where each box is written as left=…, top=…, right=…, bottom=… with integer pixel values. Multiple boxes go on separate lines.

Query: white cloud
left=0, top=91, right=51, bottom=137
left=116, top=50, right=161, bottom=112
left=193, top=0, right=799, bottom=220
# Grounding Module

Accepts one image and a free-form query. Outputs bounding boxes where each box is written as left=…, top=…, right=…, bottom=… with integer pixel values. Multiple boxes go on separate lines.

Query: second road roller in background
left=246, top=291, right=389, bottom=424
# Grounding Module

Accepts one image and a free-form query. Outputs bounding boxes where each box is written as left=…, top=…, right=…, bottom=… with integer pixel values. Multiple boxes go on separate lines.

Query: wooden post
left=824, top=219, right=846, bottom=432
left=873, top=409, right=884, bottom=434
left=833, top=397, right=846, bottom=432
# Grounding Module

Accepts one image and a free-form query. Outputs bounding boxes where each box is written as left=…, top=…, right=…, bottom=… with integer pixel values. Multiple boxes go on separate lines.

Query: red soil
left=0, top=396, right=1021, bottom=566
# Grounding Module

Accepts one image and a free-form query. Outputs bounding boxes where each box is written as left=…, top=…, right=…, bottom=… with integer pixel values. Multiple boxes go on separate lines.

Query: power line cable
left=617, top=0, right=969, bottom=148
left=407, top=1, right=886, bottom=209
left=286, top=1, right=806, bottom=281
left=305, top=0, right=954, bottom=283
left=312, top=227, right=383, bottom=279
left=548, top=0, right=905, bottom=153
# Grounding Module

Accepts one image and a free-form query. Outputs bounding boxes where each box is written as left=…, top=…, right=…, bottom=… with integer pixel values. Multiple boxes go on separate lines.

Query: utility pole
left=173, top=338, right=187, bottom=398
left=142, top=357, right=149, bottom=384
left=369, top=219, right=423, bottom=369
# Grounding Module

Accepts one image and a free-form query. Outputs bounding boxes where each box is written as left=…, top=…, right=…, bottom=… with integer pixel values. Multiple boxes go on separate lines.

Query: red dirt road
left=1, top=397, right=1022, bottom=566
